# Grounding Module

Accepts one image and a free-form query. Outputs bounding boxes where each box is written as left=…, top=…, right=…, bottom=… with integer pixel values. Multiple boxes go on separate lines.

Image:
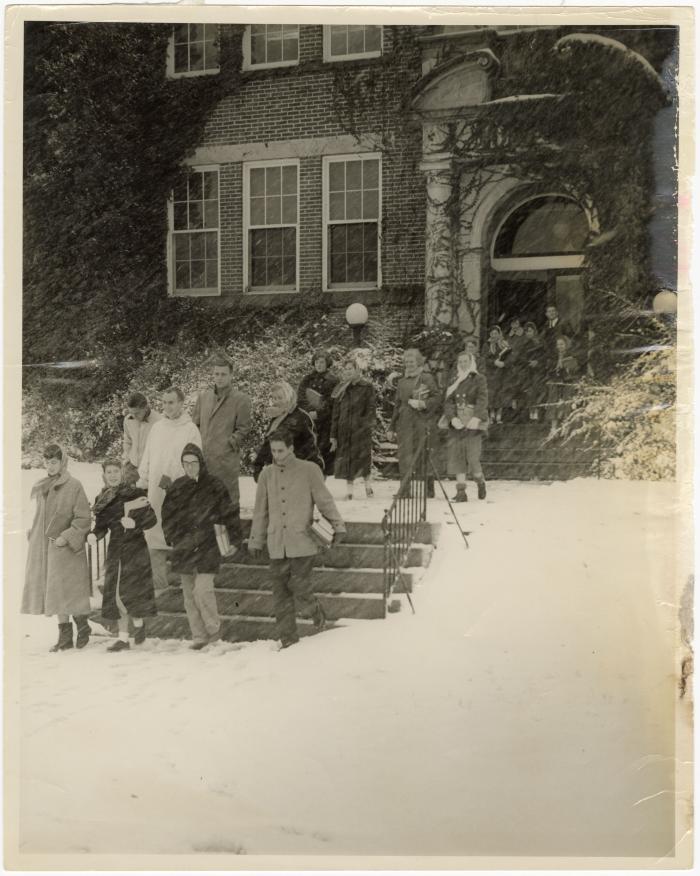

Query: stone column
left=420, top=151, right=456, bottom=327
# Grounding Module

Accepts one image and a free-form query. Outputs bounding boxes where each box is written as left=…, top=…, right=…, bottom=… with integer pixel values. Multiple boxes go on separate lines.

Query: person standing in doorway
left=161, top=444, right=239, bottom=650
left=137, top=387, right=201, bottom=594
left=193, top=354, right=251, bottom=514
left=22, top=445, right=92, bottom=652
left=122, top=393, right=161, bottom=485
left=248, top=429, right=346, bottom=649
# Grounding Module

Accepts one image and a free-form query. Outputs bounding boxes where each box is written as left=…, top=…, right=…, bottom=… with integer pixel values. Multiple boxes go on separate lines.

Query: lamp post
left=652, top=290, right=678, bottom=316
left=345, top=302, right=369, bottom=347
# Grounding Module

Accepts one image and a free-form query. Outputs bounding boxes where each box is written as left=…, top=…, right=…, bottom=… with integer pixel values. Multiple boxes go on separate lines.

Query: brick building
left=166, top=22, right=677, bottom=342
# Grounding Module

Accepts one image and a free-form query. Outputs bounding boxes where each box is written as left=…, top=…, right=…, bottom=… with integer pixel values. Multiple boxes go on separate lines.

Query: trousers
left=269, top=555, right=319, bottom=644
left=148, top=548, right=170, bottom=592
left=180, top=572, right=220, bottom=644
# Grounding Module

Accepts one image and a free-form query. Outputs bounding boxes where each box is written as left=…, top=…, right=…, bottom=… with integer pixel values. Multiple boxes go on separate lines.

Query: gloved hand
left=466, top=417, right=481, bottom=430
left=87, top=532, right=98, bottom=546
left=121, top=516, right=136, bottom=530
left=158, top=474, right=173, bottom=491
left=54, top=536, right=67, bottom=547
left=330, top=438, right=338, bottom=452
left=451, top=417, right=465, bottom=430
left=332, top=530, right=346, bottom=546
left=407, top=398, right=425, bottom=410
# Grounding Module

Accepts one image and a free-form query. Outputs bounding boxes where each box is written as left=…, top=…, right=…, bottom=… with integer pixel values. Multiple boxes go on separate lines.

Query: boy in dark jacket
left=161, top=444, right=240, bottom=650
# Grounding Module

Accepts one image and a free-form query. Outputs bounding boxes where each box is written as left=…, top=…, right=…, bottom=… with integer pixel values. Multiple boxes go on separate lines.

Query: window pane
left=282, top=227, right=296, bottom=252
left=173, top=176, right=188, bottom=202
left=265, top=166, right=281, bottom=195
left=267, top=229, right=282, bottom=255
left=174, top=24, right=189, bottom=44
left=188, top=173, right=203, bottom=201
left=330, top=26, right=347, bottom=56
left=175, top=261, right=190, bottom=289
left=346, top=250, right=364, bottom=282
left=173, top=204, right=188, bottom=230
left=283, top=38, right=298, bottom=60
left=283, top=24, right=298, bottom=39
left=346, top=223, right=363, bottom=251
left=191, top=260, right=205, bottom=288
left=363, top=158, right=379, bottom=188
left=250, top=197, right=265, bottom=226
left=251, top=24, right=266, bottom=38
left=364, top=248, right=378, bottom=282
left=251, top=230, right=266, bottom=256
left=251, top=34, right=266, bottom=64
left=363, top=222, right=377, bottom=249
left=205, top=259, right=218, bottom=288
left=282, top=165, right=297, bottom=194
left=282, top=257, right=296, bottom=286
left=190, top=24, right=205, bottom=42
left=329, top=192, right=345, bottom=221
left=346, top=190, right=362, bottom=220
left=251, top=257, right=267, bottom=287
left=330, top=252, right=346, bottom=284
left=267, top=257, right=282, bottom=285
left=204, top=201, right=218, bottom=229
left=347, top=25, right=365, bottom=55
left=282, top=195, right=297, bottom=224
left=329, top=162, right=345, bottom=192
left=363, top=188, right=379, bottom=220
left=174, top=44, right=188, bottom=73
left=190, top=233, right=205, bottom=259
left=267, top=38, right=282, bottom=63
left=204, top=40, right=219, bottom=70
left=205, top=231, right=218, bottom=258
left=203, top=171, right=218, bottom=199
left=174, top=235, right=190, bottom=259
left=188, top=202, right=202, bottom=229
left=266, top=196, right=281, bottom=225
left=346, top=160, right=362, bottom=190
left=250, top=168, right=265, bottom=197
left=267, top=25, right=283, bottom=38
left=365, top=26, right=381, bottom=52
left=189, top=42, right=204, bottom=71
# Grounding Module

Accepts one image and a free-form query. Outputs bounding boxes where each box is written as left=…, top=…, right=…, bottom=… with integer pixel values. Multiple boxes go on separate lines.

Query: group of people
left=483, top=305, right=587, bottom=435
left=27, top=327, right=580, bottom=652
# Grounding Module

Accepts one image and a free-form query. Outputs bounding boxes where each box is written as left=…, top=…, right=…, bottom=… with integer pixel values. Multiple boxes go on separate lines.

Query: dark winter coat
left=545, top=355, right=580, bottom=421
left=442, top=372, right=489, bottom=426
left=253, top=406, right=324, bottom=481
left=92, top=485, right=158, bottom=621
left=298, top=371, right=339, bottom=474
left=331, top=379, right=375, bottom=480
left=484, top=340, right=512, bottom=408
left=390, top=370, right=440, bottom=477
left=161, top=444, right=241, bottom=575
left=521, top=336, right=547, bottom=408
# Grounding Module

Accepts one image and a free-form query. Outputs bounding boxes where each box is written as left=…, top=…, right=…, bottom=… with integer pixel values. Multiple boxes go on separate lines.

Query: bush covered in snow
left=560, top=346, right=676, bottom=480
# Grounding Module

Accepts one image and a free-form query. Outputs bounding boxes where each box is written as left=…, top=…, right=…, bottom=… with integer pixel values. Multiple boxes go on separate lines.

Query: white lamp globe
left=345, top=303, right=369, bottom=326
left=652, top=290, right=677, bottom=315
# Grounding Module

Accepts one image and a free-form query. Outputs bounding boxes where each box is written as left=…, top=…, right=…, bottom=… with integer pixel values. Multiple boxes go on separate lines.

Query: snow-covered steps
left=230, top=542, right=431, bottom=570
left=479, top=423, right=599, bottom=480
left=235, top=518, right=439, bottom=546
left=215, top=563, right=412, bottom=593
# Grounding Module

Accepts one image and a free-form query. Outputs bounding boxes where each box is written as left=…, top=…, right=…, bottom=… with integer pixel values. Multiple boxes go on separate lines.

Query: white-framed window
left=167, top=24, right=220, bottom=78
left=243, top=160, right=299, bottom=293
left=242, top=24, right=299, bottom=70
left=322, top=154, right=381, bottom=291
left=323, top=25, right=382, bottom=61
left=168, top=167, right=220, bottom=297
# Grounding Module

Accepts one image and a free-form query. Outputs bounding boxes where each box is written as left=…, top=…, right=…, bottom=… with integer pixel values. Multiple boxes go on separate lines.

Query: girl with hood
left=89, top=459, right=158, bottom=652
left=252, top=381, right=323, bottom=481
left=441, top=351, right=488, bottom=502
left=330, top=352, right=376, bottom=500
left=22, top=445, right=92, bottom=652
left=161, top=444, right=240, bottom=650
left=298, top=350, right=339, bottom=475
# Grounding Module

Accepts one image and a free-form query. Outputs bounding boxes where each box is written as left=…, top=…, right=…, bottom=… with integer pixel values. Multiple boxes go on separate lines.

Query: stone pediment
left=412, top=49, right=500, bottom=117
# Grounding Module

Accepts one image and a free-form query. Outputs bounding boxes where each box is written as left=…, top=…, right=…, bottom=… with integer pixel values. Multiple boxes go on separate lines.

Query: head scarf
left=446, top=354, right=478, bottom=398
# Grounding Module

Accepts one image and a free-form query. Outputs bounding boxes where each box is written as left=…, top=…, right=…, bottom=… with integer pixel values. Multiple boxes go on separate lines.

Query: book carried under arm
left=123, top=496, right=150, bottom=516
left=308, top=515, right=335, bottom=549
left=214, top=523, right=239, bottom=558
left=305, top=387, right=324, bottom=410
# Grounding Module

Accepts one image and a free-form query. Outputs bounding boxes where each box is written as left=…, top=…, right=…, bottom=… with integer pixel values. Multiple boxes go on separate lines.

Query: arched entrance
left=486, top=194, right=591, bottom=335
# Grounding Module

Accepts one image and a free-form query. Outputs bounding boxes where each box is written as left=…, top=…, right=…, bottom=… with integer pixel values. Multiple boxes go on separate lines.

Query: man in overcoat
left=193, top=355, right=252, bottom=509
left=248, top=429, right=346, bottom=649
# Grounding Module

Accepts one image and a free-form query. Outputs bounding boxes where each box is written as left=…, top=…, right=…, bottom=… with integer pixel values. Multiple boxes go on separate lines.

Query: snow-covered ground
left=13, top=465, right=685, bottom=860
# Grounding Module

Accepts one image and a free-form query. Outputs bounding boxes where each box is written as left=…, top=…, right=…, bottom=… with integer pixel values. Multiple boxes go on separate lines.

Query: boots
left=49, top=622, right=73, bottom=652
left=452, top=484, right=468, bottom=503
left=74, top=615, right=91, bottom=649
left=477, top=479, right=487, bottom=500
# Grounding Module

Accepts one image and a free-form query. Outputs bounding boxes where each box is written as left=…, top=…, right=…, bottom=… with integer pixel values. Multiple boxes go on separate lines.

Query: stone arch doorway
left=483, top=193, right=592, bottom=337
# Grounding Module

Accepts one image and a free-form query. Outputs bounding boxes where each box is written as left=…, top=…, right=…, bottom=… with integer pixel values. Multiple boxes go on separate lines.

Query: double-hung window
left=169, top=167, right=220, bottom=296
left=323, top=154, right=381, bottom=290
left=168, top=24, right=220, bottom=77
left=243, top=24, right=299, bottom=69
left=323, top=25, right=382, bottom=61
left=244, top=161, right=299, bottom=293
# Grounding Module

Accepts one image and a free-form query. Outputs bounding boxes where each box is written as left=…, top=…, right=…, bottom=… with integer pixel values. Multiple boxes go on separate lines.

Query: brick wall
left=187, top=24, right=426, bottom=309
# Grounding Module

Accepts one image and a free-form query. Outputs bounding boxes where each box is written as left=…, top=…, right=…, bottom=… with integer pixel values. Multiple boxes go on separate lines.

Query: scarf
left=265, top=403, right=295, bottom=437
left=331, top=373, right=368, bottom=401
left=446, top=358, right=478, bottom=398
left=32, top=446, right=69, bottom=499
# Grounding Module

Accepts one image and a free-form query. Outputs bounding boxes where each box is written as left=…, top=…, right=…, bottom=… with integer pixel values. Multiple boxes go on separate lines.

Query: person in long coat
left=89, top=458, right=158, bottom=652
left=22, top=444, right=92, bottom=652
left=252, top=381, right=323, bottom=481
left=545, top=335, right=580, bottom=438
left=483, top=326, right=512, bottom=424
left=441, top=351, right=489, bottom=502
left=330, top=353, right=376, bottom=500
left=193, top=355, right=252, bottom=508
left=137, top=387, right=201, bottom=593
left=162, top=444, right=240, bottom=649
left=522, top=322, right=547, bottom=420
left=387, top=348, right=440, bottom=498
left=298, top=350, right=339, bottom=476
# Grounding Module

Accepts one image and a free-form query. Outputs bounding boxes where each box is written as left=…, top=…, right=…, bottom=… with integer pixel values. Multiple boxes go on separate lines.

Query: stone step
left=157, top=586, right=386, bottom=621
left=238, top=518, right=438, bottom=546
left=229, top=543, right=430, bottom=570
left=214, top=563, right=413, bottom=594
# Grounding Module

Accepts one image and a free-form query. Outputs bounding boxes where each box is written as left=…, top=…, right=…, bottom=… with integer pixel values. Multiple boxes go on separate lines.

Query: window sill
left=242, top=59, right=299, bottom=72
left=167, top=68, right=220, bottom=79
left=171, top=288, right=221, bottom=298
left=245, top=287, right=299, bottom=295
left=323, top=51, right=383, bottom=63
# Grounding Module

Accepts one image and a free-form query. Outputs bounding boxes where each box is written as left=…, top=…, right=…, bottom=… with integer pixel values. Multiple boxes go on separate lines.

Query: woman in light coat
left=22, top=444, right=92, bottom=651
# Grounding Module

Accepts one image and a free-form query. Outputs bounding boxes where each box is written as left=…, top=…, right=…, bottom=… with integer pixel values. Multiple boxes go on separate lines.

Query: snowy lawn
left=15, top=465, right=681, bottom=858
